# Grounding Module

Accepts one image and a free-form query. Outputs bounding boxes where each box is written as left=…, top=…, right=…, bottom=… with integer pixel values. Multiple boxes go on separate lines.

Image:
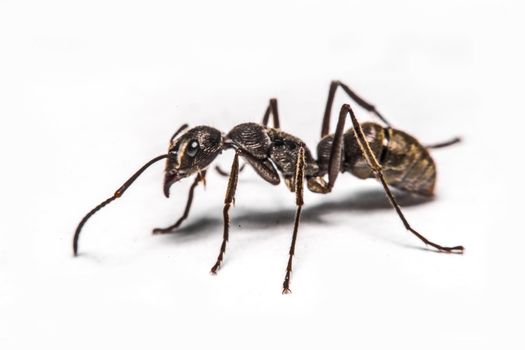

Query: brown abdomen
left=344, top=123, right=436, bottom=196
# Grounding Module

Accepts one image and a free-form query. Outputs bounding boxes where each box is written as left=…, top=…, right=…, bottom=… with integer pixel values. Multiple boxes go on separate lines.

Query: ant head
left=163, top=125, right=223, bottom=197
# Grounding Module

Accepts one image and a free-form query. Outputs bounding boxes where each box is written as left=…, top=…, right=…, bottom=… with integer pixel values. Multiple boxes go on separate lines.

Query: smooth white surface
left=1, top=1, right=523, bottom=349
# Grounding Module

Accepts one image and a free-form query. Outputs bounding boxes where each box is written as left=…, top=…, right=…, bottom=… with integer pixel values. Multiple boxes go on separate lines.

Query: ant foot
left=210, top=262, right=221, bottom=274
left=436, top=245, right=465, bottom=254
left=152, top=228, right=175, bottom=235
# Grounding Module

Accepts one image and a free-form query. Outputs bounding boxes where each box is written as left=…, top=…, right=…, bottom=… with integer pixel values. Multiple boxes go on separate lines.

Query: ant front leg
left=210, top=151, right=240, bottom=274
left=339, top=104, right=464, bottom=254
left=152, top=170, right=207, bottom=234
left=282, top=146, right=306, bottom=294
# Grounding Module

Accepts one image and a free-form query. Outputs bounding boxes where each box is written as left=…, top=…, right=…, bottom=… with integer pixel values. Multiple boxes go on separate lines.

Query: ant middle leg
left=282, top=146, right=306, bottom=294
left=152, top=170, right=207, bottom=234
left=261, top=98, right=281, bottom=128
left=321, top=81, right=462, bottom=150
left=210, top=151, right=240, bottom=274
left=339, top=104, right=464, bottom=254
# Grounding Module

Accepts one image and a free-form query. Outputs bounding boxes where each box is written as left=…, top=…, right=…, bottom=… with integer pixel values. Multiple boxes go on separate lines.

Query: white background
left=1, top=0, right=523, bottom=349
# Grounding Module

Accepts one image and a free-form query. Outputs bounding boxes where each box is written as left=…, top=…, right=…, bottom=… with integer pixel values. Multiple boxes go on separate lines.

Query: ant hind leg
left=321, top=80, right=392, bottom=138
left=340, top=104, right=464, bottom=254
left=425, top=137, right=461, bottom=149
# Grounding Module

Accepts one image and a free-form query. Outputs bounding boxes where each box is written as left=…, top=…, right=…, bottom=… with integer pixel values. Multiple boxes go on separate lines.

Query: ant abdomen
left=344, top=122, right=436, bottom=196
left=317, top=122, right=436, bottom=196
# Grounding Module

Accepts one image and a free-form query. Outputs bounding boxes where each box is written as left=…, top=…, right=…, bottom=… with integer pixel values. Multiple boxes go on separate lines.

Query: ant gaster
left=73, top=81, right=464, bottom=294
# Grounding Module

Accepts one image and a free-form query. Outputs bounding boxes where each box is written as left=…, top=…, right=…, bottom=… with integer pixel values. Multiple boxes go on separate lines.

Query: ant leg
left=303, top=103, right=348, bottom=194
left=340, top=104, right=464, bottom=254
left=214, top=164, right=246, bottom=177
left=322, top=81, right=462, bottom=150
left=321, top=81, right=339, bottom=137
left=324, top=100, right=355, bottom=191
left=282, top=146, right=306, bottom=294
left=210, top=151, right=240, bottom=274
left=321, top=80, right=392, bottom=137
left=152, top=170, right=207, bottom=234
left=425, top=137, right=461, bottom=149
left=261, top=98, right=281, bottom=128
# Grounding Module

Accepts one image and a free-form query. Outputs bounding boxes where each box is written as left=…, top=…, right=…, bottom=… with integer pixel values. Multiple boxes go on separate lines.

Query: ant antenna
left=170, top=124, right=189, bottom=143
left=73, top=154, right=170, bottom=256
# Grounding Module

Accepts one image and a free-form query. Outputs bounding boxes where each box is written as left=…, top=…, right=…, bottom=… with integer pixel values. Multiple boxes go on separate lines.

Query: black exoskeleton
left=73, top=81, right=464, bottom=294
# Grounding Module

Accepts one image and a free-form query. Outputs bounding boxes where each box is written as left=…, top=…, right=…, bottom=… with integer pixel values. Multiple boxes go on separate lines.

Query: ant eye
left=187, top=140, right=199, bottom=157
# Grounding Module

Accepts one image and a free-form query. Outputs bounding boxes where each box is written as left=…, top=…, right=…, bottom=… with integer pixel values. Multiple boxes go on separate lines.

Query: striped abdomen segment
left=343, top=122, right=436, bottom=196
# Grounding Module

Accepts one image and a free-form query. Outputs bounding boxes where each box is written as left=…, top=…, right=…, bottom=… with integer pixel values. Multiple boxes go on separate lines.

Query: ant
left=73, top=80, right=464, bottom=294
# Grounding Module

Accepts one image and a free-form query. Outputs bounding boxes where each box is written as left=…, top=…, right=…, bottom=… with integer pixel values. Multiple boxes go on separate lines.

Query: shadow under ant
left=158, top=188, right=435, bottom=251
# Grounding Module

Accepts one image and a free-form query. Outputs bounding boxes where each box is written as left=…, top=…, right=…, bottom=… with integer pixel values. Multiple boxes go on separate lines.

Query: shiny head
left=163, top=125, right=223, bottom=197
